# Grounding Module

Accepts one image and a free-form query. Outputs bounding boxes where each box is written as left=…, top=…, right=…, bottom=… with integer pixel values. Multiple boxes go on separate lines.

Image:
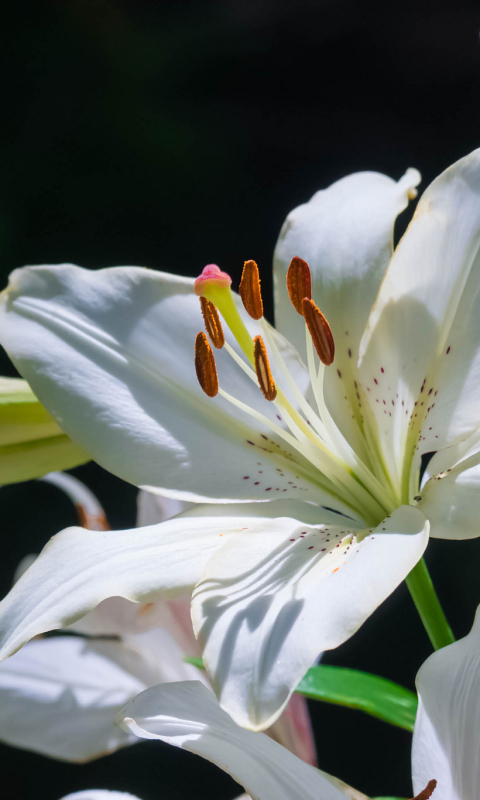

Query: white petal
left=274, top=169, right=419, bottom=461
left=59, top=793, right=143, bottom=800
left=180, top=499, right=361, bottom=527
left=119, top=681, right=345, bottom=800
left=136, top=489, right=194, bottom=526
left=192, top=506, right=428, bottom=730
left=0, top=264, right=333, bottom=507
left=0, top=637, right=140, bottom=761
left=274, top=169, right=420, bottom=355
left=417, top=450, right=480, bottom=540
left=359, top=149, right=480, bottom=489
left=0, top=516, right=249, bottom=659
left=412, top=604, right=480, bottom=800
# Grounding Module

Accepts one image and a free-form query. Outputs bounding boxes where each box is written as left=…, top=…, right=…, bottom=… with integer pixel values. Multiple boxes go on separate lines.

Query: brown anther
left=287, top=256, right=312, bottom=315
left=254, top=335, right=277, bottom=401
left=195, top=332, right=219, bottom=397
left=410, top=779, right=437, bottom=800
left=239, top=260, right=263, bottom=320
left=302, top=298, right=335, bottom=365
left=200, top=296, right=225, bottom=349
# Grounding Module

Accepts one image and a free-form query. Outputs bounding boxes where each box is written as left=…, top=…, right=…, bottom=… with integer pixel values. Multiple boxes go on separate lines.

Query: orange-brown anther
left=287, top=256, right=312, bottom=315
left=302, top=298, right=335, bottom=365
left=410, top=779, right=437, bottom=800
left=200, top=296, right=225, bottom=349
left=254, top=335, right=277, bottom=401
left=239, top=260, right=263, bottom=320
left=195, top=332, right=219, bottom=397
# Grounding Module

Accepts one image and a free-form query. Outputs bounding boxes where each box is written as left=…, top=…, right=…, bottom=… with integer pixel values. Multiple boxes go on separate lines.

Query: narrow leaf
left=296, top=665, right=417, bottom=731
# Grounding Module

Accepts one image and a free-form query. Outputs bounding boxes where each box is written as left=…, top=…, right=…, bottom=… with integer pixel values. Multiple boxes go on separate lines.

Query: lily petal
left=274, top=169, right=419, bottom=462
left=0, top=637, right=139, bottom=761
left=412, top=604, right=480, bottom=800
left=416, top=449, right=480, bottom=540
left=359, top=148, right=480, bottom=489
left=192, top=505, right=428, bottom=730
left=274, top=170, right=420, bottom=357
left=0, top=264, right=336, bottom=508
left=119, top=680, right=345, bottom=800
left=0, top=515, right=249, bottom=659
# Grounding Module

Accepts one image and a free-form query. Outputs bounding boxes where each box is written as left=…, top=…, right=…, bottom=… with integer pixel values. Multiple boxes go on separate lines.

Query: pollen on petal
left=287, top=256, right=312, bottom=315
left=195, top=332, right=219, bottom=397
left=200, top=297, right=225, bottom=349
left=239, top=260, right=263, bottom=320
left=411, top=779, right=437, bottom=800
left=194, top=264, right=232, bottom=296
left=254, top=335, right=277, bottom=401
left=303, top=298, right=335, bottom=365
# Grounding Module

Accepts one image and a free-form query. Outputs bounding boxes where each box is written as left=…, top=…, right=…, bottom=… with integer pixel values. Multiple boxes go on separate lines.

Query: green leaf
left=183, top=657, right=418, bottom=732
left=296, top=665, right=417, bottom=731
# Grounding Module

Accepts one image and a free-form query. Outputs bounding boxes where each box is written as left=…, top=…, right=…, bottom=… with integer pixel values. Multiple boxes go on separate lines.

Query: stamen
left=195, top=332, right=219, bottom=397
left=411, top=780, right=437, bottom=800
left=239, top=260, right=263, bottom=320
left=254, top=335, right=277, bottom=401
left=287, top=256, right=312, bottom=315
left=303, top=298, right=335, bottom=365
left=200, top=297, right=225, bottom=349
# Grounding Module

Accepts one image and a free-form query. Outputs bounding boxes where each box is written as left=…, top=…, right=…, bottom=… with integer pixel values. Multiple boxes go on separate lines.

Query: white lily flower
left=0, top=151, right=478, bottom=730
left=0, top=479, right=316, bottom=764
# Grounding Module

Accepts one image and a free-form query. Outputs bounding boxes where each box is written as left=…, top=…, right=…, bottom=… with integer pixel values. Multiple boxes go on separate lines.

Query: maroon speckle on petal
left=308, top=546, right=314, bottom=550
left=243, top=476, right=250, bottom=480
left=446, top=346, right=451, bottom=354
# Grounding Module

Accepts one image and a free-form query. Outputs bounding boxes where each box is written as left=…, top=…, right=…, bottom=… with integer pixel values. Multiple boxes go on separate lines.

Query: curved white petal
left=0, top=516, right=249, bottom=659
left=59, top=793, right=143, bottom=799
left=192, top=506, right=428, bottom=730
left=0, top=264, right=334, bottom=508
left=412, top=605, right=480, bottom=800
left=0, top=637, right=139, bottom=761
left=274, top=169, right=419, bottom=461
left=119, top=681, right=345, bottom=800
left=359, top=148, right=480, bottom=490
left=274, top=169, right=420, bottom=355
left=416, top=450, right=480, bottom=540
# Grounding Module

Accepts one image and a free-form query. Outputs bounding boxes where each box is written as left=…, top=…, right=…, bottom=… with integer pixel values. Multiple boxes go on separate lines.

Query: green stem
left=405, top=558, right=455, bottom=650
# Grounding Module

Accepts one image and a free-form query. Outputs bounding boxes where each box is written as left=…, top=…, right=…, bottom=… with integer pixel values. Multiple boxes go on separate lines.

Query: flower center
left=193, top=260, right=398, bottom=525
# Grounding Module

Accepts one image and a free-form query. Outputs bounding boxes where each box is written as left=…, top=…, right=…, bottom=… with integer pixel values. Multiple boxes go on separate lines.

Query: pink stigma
left=194, top=264, right=232, bottom=296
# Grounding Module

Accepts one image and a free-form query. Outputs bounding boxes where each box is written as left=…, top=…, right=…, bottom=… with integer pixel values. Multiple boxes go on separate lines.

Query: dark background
left=1, top=0, right=480, bottom=797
